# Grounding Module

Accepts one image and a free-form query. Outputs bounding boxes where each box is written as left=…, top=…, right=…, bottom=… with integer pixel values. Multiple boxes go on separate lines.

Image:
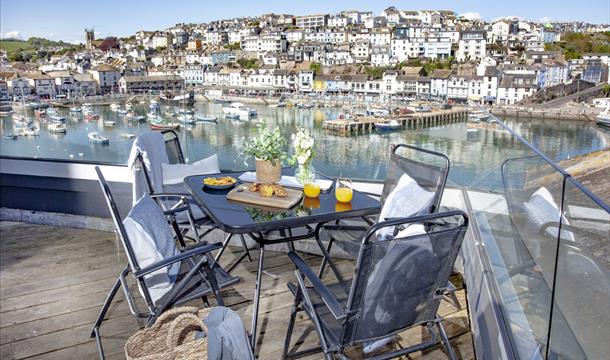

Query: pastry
left=259, top=184, right=274, bottom=197
left=248, top=182, right=260, bottom=192
left=272, top=184, right=288, bottom=197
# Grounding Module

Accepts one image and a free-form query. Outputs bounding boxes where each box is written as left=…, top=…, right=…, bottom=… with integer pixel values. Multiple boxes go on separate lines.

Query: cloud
left=1, top=30, right=22, bottom=39
left=459, top=12, right=482, bottom=21
left=539, top=17, right=552, bottom=23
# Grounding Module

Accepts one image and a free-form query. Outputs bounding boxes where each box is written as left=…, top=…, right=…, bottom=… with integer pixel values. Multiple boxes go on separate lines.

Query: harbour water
left=1, top=102, right=608, bottom=190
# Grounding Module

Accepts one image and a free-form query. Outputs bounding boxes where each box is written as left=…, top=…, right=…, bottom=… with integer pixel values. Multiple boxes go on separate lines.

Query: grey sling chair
left=283, top=210, right=469, bottom=360
left=90, top=166, right=240, bottom=359
left=317, top=144, right=461, bottom=309
left=136, top=130, right=253, bottom=267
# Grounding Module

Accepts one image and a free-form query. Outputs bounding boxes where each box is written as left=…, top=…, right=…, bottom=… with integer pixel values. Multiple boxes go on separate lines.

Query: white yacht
left=48, top=122, right=67, bottom=133
left=596, top=105, right=610, bottom=128
left=88, top=132, right=109, bottom=144
left=222, top=102, right=256, bottom=118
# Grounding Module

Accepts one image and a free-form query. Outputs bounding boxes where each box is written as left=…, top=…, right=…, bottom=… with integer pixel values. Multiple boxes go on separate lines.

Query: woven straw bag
left=125, top=306, right=212, bottom=360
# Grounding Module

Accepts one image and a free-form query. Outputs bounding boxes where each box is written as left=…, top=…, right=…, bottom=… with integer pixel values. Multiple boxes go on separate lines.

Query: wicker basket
left=125, top=306, right=211, bottom=360
left=255, top=158, right=282, bottom=183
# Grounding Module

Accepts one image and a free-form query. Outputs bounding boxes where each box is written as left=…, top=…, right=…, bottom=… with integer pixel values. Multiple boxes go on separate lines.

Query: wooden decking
left=0, top=221, right=473, bottom=359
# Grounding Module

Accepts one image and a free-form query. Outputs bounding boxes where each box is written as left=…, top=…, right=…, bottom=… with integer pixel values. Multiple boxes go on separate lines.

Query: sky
left=1, top=0, right=609, bottom=43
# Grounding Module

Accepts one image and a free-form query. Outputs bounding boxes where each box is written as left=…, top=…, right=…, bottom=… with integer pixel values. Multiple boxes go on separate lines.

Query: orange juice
left=303, top=183, right=321, bottom=198
left=335, top=187, right=353, bottom=203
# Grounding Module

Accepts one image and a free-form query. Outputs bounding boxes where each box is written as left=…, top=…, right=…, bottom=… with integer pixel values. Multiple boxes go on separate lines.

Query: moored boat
left=88, top=132, right=109, bottom=144
left=103, top=119, right=117, bottom=126
left=596, top=105, right=610, bottom=128
left=127, top=112, right=146, bottom=122
left=85, top=113, right=99, bottom=120
left=48, top=122, right=67, bottom=133
left=3, top=134, right=17, bottom=140
left=375, top=120, right=402, bottom=132
left=150, top=121, right=181, bottom=130
left=468, top=109, right=489, bottom=123
left=296, top=103, right=314, bottom=109
left=120, top=133, right=136, bottom=139
left=176, top=114, right=196, bottom=124
left=222, top=102, right=256, bottom=118
left=22, top=126, right=40, bottom=136
left=194, top=114, right=218, bottom=123
left=70, top=107, right=82, bottom=113
left=12, top=116, right=32, bottom=128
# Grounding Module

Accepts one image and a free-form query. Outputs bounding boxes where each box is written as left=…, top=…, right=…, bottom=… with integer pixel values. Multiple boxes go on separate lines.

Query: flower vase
left=295, top=162, right=316, bottom=185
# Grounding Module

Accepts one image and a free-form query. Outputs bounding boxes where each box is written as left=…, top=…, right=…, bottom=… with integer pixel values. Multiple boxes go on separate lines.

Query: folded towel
left=127, top=132, right=169, bottom=205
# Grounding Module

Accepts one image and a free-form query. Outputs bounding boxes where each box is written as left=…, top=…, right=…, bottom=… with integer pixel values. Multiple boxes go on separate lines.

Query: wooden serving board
left=227, top=183, right=303, bottom=209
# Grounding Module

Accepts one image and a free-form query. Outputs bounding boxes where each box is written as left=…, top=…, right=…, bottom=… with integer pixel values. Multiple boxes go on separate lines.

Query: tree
left=224, top=42, right=241, bottom=51
left=309, top=62, right=321, bottom=74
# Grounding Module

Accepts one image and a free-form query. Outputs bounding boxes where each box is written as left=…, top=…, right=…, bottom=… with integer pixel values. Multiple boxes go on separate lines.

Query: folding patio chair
left=317, top=144, right=460, bottom=309
left=131, top=130, right=252, bottom=261
left=284, top=210, right=469, bottom=360
left=91, top=166, right=240, bottom=359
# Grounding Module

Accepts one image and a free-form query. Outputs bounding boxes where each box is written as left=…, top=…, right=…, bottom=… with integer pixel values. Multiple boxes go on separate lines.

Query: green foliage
left=364, top=66, right=386, bottom=79
left=548, top=32, right=610, bottom=60
left=309, top=62, right=321, bottom=74
left=247, top=20, right=260, bottom=27
left=241, top=123, right=287, bottom=164
left=544, top=43, right=562, bottom=51
left=224, top=42, right=241, bottom=51
left=0, top=40, right=34, bottom=53
left=602, top=84, right=610, bottom=97
left=155, top=46, right=167, bottom=52
left=237, top=58, right=258, bottom=69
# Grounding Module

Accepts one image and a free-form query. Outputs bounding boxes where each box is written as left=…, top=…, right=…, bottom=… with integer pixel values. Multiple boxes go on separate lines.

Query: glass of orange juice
left=335, top=177, right=353, bottom=203
left=303, top=182, right=321, bottom=198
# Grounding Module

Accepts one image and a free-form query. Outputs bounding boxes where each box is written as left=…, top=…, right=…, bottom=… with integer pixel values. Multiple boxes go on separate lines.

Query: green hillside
left=0, top=39, right=35, bottom=53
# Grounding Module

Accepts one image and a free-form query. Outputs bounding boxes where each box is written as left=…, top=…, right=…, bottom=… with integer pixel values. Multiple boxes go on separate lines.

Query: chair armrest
left=135, top=243, right=222, bottom=277
left=149, top=192, right=194, bottom=201
left=287, top=251, right=346, bottom=320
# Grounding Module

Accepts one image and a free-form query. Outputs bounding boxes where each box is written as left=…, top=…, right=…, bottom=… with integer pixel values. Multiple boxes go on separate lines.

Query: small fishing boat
left=375, top=120, right=402, bottom=132
left=150, top=121, right=181, bottom=130
left=224, top=114, right=240, bottom=120
left=34, top=109, right=46, bottom=117
left=48, top=122, right=67, bottom=133
left=222, top=102, right=256, bottom=118
left=468, top=109, right=489, bottom=122
left=103, top=119, right=117, bottom=126
left=194, top=115, right=218, bottom=123
left=118, top=109, right=128, bottom=115
left=120, top=133, right=136, bottom=139
left=367, top=108, right=390, bottom=117
left=88, top=132, right=109, bottom=144
left=3, top=134, right=18, bottom=140
left=296, top=103, right=314, bottom=109
left=178, top=109, right=194, bottom=115
left=176, top=114, right=196, bottom=124
left=49, top=114, right=66, bottom=123
left=213, top=98, right=231, bottom=104
left=12, top=117, right=31, bottom=128
left=70, top=107, right=82, bottom=113
left=82, top=103, right=93, bottom=108
left=127, top=113, right=146, bottom=122
left=22, top=126, right=40, bottom=136
left=596, top=105, right=610, bottom=128
left=149, top=100, right=160, bottom=110
left=85, top=113, right=99, bottom=120
left=147, top=112, right=160, bottom=119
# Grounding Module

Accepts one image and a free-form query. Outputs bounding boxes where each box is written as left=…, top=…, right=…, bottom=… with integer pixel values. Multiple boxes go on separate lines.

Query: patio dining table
left=184, top=168, right=380, bottom=352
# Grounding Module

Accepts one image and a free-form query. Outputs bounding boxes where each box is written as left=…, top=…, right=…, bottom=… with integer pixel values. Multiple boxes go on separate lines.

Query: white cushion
left=377, top=173, right=435, bottom=240
left=523, top=186, right=574, bottom=242
left=162, top=154, right=220, bottom=185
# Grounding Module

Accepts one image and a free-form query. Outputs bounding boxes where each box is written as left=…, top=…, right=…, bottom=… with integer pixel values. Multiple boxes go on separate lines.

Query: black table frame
left=184, top=170, right=380, bottom=352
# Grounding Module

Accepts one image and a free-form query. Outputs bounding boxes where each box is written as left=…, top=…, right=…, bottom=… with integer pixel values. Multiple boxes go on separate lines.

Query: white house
left=430, top=69, right=451, bottom=99
left=497, top=74, right=537, bottom=105
left=457, top=31, right=487, bottom=61
left=25, top=73, right=55, bottom=99
left=89, top=64, right=121, bottom=94
left=182, top=64, right=205, bottom=85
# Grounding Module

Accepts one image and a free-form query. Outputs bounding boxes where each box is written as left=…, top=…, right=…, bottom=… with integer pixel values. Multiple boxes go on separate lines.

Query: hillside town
left=1, top=8, right=609, bottom=107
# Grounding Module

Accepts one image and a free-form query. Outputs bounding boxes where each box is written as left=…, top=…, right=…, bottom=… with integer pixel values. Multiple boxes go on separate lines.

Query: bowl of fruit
left=203, top=176, right=237, bottom=190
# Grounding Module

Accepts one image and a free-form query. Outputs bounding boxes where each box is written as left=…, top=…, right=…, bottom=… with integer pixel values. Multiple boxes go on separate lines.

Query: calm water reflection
left=1, top=102, right=608, bottom=190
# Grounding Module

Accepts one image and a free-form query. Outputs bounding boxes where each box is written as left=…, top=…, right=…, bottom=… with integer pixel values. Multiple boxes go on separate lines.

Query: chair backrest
left=161, top=130, right=185, bottom=164
left=380, top=144, right=449, bottom=214
left=342, top=211, right=468, bottom=344
left=95, top=166, right=142, bottom=273
left=96, top=166, right=179, bottom=307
